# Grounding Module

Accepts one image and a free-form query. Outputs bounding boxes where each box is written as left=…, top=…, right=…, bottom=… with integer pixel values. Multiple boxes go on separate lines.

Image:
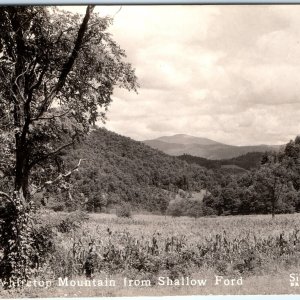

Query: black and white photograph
left=1, top=3, right=300, bottom=297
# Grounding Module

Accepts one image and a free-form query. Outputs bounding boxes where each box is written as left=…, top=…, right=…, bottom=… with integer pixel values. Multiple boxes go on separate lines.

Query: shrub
left=52, top=204, right=65, bottom=212
left=116, top=202, right=132, bottom=218
left=56, top=210, right=89, bottom=233
left=31, top=225, right=56, bottom=268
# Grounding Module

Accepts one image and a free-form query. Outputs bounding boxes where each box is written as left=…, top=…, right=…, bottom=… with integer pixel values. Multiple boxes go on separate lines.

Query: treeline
left=41, top=127, right=300, bottom=217
left=201, top=137, right=300, bottom=217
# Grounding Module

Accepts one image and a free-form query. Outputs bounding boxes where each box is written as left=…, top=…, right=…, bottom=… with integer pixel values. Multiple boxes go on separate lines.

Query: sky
left=63, top=5, right=300, bottom=146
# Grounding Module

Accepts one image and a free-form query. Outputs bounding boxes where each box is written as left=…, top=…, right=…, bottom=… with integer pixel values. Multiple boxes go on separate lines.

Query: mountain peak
left=155, top=134, right=223, bottom=146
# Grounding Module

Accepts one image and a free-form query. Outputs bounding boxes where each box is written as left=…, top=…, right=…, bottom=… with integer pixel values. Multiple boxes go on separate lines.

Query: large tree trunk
left=0, top=145, right=34, bottom=288
left=0, top=5, right=95, bottom=288
left=0, top=190, right=33, bottom=288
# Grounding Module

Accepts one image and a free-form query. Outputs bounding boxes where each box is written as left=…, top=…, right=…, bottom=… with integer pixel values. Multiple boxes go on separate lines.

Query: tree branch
left=28, top=65, right=48, bottom=93
left=36, top=5, right=95, bottom=119
left=0, top=191, right=13, bottom=203
left=30, top=159, right=83, bottom=196
left=31, top=109, right=71, bottom=122
left=28, top=140, right=75, bottom=170
left=56, top=5, right=95, bottom=92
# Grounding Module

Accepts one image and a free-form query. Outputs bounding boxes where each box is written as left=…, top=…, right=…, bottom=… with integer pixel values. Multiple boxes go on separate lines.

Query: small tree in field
left=0, top=6, right=138, bottom=287
left=116, top=202, right=132, bottom=218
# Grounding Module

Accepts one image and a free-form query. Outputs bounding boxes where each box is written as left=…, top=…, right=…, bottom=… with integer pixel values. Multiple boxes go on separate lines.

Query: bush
left=52, top=204, right=65, bottom=212
left=56, top=211, right=89, bottom=233
left=31, top=225, right=56, bottom=266
left=116, top=202, right=132, bottom=218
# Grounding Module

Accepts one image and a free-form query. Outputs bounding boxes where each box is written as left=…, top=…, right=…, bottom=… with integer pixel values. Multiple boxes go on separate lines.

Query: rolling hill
left=143, top=134, right=282, bottom=159
left=60, top=128, right=214, bottom=213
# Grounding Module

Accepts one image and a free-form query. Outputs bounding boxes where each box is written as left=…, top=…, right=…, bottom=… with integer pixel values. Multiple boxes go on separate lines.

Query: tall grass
left=35, top=212, right=300, bottom=281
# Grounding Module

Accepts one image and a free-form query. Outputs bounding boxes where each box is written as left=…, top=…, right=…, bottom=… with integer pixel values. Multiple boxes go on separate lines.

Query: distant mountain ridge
left=143, top=134, right=282, bottom=160
left=155, top=134, right=224, bottom=146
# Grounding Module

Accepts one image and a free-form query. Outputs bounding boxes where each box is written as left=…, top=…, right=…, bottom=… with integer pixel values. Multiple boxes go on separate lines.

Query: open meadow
left=3, top=212, right=300, bottom=297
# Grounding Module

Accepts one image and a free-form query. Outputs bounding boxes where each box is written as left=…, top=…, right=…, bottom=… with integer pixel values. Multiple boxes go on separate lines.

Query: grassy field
left=3, top=212, right=300, bottom=297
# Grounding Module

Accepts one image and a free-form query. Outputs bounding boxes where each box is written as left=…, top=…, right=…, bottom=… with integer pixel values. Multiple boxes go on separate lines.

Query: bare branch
left=113, top=6, right=122, bottom=18
left=30, top=159, right=83, bottom=196
left=13, top=62, right=31, bottom=103
left=28, top=66, right=47, bottom=93
left=0, top=191, right=13, bottom=203
left=31, top=109, right=71, bottom=122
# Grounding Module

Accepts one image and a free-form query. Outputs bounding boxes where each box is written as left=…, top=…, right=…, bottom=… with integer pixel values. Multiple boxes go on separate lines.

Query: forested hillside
left=201, top=137, right=300, bottom=216
left=38, top=128, right=300, bottom=218
left=37, top=127, right=300, bottom=218
left=54, top=128, right=214, bottom=213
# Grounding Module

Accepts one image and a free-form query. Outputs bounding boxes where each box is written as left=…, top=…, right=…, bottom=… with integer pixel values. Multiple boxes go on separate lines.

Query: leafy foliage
left=59, top=127, right=212, bottom=213
left=44, top=130, right=300, bottom=218
left=116, top=202, right=132, bottom=218
left=202, top=136, right=300, bottom=217
left=0, top=5, right=137, bottom=287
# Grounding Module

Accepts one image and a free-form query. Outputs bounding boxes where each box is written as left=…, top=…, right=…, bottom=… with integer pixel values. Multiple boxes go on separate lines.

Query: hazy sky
left=64, top=5, right=300, bottom=146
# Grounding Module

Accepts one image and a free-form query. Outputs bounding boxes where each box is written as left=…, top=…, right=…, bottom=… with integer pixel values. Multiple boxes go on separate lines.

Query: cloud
left=62, top=5, right=300, bottom=146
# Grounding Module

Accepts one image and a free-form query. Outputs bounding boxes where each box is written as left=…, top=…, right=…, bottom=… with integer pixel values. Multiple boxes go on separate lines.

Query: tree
left=254, top=156, right=289, bottom=218
left=185, top=199, right=203, bottom=218
left=0, top=6, right=138, bottom=286
left=280, top=136, right=300, bottom=191
left=202, top=185, right=222, bottom=216
left=221, top=183, right=241, bottom=215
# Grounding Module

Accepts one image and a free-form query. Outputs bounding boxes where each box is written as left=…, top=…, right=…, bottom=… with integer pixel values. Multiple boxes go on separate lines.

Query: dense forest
left=201, top=138, right=300, bottom=217
left=42, top=127, right=214, bottom=213
left=37, top=127, right=300, bottom=218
